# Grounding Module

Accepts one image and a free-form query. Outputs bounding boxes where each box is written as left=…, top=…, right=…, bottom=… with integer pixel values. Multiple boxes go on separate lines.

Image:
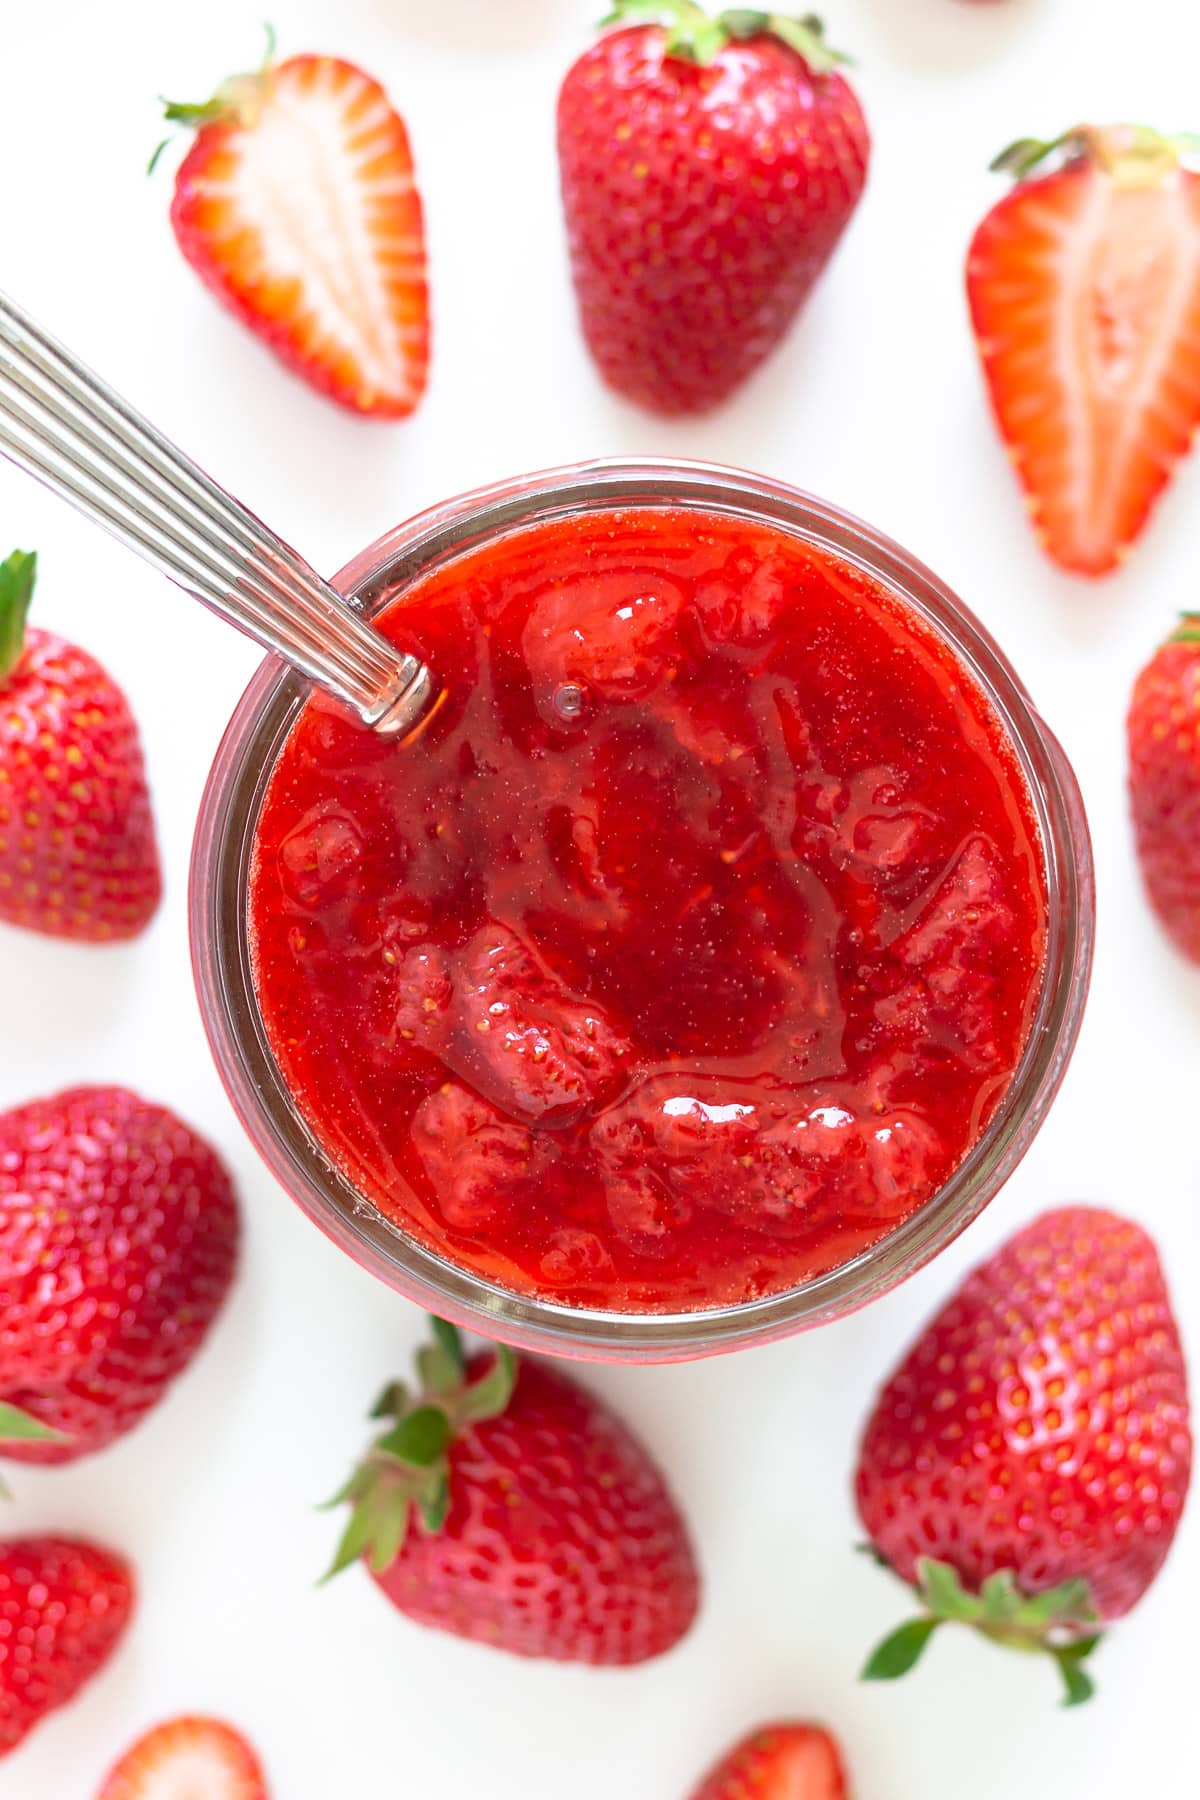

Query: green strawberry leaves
left=598, top=2, right=846, bottom=71
left=375, top=1405, right=454, bottom=1467
left=416, top=1316, right=466, bottom=1396
left=0, top=550, right=37, bottom=686
left=721, top=12, right=846, bottom=70
left=0, top=1398, right=68, bottom=1499
left=321, top=1318, right=517, bottom=1585
left=0, top=1400, right=62, bottom=1443
left=989, top=133, right=1080, bottom=179
left=862, top=1616, right=940, bottom=1680
left=1054, top=1637, right=1102, bottom=1708
left=860, top=1555, right=1104, bottom=1707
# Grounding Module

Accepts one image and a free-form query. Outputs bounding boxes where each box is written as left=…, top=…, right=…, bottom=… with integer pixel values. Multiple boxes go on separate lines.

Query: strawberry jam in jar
left=192, top=462, right=1092, bottom=1360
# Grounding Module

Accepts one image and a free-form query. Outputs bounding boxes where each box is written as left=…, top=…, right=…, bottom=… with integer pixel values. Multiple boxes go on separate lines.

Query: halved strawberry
left=967, top=126, right=1200, bottom=576
left=688, top=1723, right=848, bottom=1800
left=160, top=38, right=429, bottom=418
left=97, top=1717, right=268, bottom=1799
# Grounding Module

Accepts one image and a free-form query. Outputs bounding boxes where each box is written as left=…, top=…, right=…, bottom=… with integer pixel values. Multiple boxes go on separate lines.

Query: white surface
left=1, top=1, right=1197, bottom=1795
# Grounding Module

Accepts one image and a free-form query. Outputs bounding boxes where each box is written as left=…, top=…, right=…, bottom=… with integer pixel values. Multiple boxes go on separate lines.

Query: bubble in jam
left=247, top=507, right=1047, bottom=1311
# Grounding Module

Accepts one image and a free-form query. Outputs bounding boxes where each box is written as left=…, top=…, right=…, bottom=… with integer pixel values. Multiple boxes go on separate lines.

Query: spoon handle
left=0, top=291, right=432, bottom=734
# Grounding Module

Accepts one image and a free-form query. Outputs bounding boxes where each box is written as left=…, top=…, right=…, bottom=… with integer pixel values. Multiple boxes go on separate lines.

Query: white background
left=1, top=0, right=1197, bottom=1794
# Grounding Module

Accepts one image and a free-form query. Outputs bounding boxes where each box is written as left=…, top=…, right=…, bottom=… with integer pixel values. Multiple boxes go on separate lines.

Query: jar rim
left=189, top=457, right=1094, bottom=1362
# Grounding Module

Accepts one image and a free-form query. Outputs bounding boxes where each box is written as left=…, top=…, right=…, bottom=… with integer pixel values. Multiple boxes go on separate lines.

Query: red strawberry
left=967, top=126, right=1200, bottom=576
left=160, top=35, right=429, bottom=418
left=97, top=1717, right=268, bottom=1799
left=324, top=1318, right=699, bottom=1664
left=557, top=4, right=869, bottom=414
left=0, top=551, right=160, bottom=942
left=856, top=1208, right=1192, bottom=1704
left=0, top=1087, right=239, bottom=1470
left=688, top=1723, right=848, bottom=1800
left=0, top=1537, right=133, bottom=1757
left=1128, top=623, right=1200, bottom=959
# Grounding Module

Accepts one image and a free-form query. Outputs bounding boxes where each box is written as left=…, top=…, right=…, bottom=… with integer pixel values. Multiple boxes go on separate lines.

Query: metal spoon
left=0, top=290, right=433, bottom=735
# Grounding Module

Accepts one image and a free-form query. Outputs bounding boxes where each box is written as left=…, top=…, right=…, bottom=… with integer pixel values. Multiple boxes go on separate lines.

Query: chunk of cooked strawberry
left=452, top=926, right=632, bottom=1124
left=277, top=806, right=365, bottom=908
left=830, top=769, right=934, bottom=880
left=591, top=1077, right=944, bottom=1242
left=391, top=941, right=455, bottom=1052
left=694, top=548, right=794, bottom=649
left=878, top=836, right=1017, bottom=1069
left=523, top=569, right=687, bottom=707
left=410, top=1081, right=541, bottom=1229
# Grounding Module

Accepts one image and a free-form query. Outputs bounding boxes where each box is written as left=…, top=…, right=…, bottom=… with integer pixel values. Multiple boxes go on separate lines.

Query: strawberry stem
left=0, top=551, right=37, bottom=687
left=860, top=1556, right=1103, bottom=1706
left=320, top=1318, right=517, bottom=1585
left=598, top=1, right=846, bottom=70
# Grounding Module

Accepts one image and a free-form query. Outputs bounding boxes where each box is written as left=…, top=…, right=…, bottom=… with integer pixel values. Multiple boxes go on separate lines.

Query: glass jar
left=190, top=459, right=1093, bottom=1362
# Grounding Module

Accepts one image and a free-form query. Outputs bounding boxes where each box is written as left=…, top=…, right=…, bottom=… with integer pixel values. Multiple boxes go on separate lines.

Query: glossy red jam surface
left=248, top=507, right=1047, bottom=1311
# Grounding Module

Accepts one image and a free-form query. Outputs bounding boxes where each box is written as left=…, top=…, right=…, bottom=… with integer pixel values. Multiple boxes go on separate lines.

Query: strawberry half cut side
left=161, top=40, right=430, bottom=418
left=968, top=126, right=1200, bottom=575
left=96, top=1716, right=269, bottom=1799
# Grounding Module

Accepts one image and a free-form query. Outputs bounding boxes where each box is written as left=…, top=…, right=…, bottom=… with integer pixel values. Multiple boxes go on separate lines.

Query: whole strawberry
left=557, top=3, right=869, bottom=414
left=324, top=1318, right=699, bottom=1664
left=0, top=551, right=160, bottom=941
left=160, top=32, right=430, bottom=418
left=968, top=126, right=1200, bottom=575
left=689, top=1723, right=848, bottom=1800
left=0, top=1536, right=134, bottom=1757
left=1128, top=623, right=1200, bottom=960
left=0, top=1088, right=239, bottom=1470
left=856, top=1208, right=1192, bottom=1703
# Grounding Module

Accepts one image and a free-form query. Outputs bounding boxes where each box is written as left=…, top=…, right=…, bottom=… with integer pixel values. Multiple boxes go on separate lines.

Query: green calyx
left=598, top=1, right=847, bottom=72
left=1171, top=614, right=1200, bottom=645
left=861, top=1556, right=1103, bottom=1707
left=0, top=1399, right=69, bottom=1499
left=320, top=1317, right=517, bottom=1582
left=0, top=550, right=37, bottom=688
left=991, top=124, right=1196, bottom=188
left=149, top=23, right=278, bottom=175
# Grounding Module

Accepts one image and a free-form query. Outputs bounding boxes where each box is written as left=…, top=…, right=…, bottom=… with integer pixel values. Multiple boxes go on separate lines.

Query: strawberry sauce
left=248, top=508, right=1047, bottom=1311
